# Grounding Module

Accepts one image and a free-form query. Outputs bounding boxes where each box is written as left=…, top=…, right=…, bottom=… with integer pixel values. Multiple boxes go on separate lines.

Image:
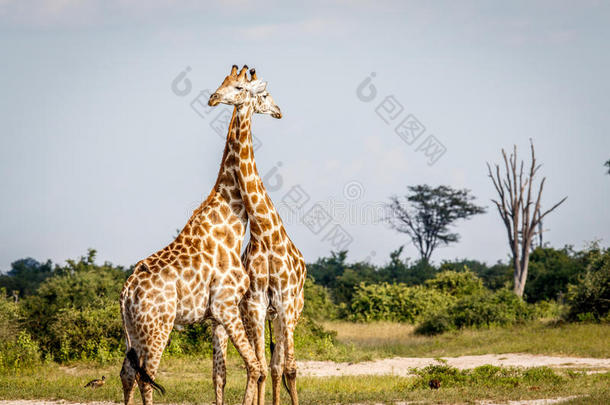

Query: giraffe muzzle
left=271, top=106, right=282, bottom=119
left=208, top=93, right=221, bottom=106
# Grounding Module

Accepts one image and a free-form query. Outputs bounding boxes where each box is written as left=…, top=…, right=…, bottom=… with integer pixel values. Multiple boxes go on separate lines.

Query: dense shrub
left=293, top=316, right=342, bottom=360
left=20, top=250, right=127, bottom=360
left=165, top=323, right=214, bottom=357
left=0, top=291, right=41, bottom=369
left=348, top=282, right=454, bottom=323
left=414, top=312, right=454, bottom=335
left=439, top=259, right=511, bottom=290
left=0, top=289, right=20, bottom=344
left=0, top=331, right=41, bottom=370
left=425, top=269, right=485, bottom=297
left=303, top=277, right=337, bottom=320
left=449, top=289, right=534, bottom=328
left=565, top=246, right=610, bottom=322
left=525, top=246, right=586, bottom=302
left=416, top=289, right=535, bottom=335
left=48, top=303, right=123, bottom=362
left=308, top=249, right=438, bottom=305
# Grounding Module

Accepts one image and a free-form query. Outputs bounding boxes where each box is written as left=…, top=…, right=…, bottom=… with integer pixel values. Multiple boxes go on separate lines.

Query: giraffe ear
left=248, top=80, right=267, bottom=95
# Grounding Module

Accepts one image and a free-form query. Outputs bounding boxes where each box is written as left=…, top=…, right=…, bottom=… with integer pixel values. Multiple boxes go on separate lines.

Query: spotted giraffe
left=208, top=67, right=281, bottom=405
left=209, top=68, right=307, bottom=405
left=119, top=65, right=265, bottom=405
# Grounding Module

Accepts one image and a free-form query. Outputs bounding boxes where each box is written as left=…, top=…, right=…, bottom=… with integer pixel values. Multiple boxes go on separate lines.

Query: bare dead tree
left=487, top=140, right=567, bottom=297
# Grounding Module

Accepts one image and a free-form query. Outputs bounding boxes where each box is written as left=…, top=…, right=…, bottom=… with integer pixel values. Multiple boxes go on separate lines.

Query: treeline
left=307, top=245, right=605, bottom=305
left=0, top=245, right=608, bottom=369
left=305, top=244, right=609, bottom=331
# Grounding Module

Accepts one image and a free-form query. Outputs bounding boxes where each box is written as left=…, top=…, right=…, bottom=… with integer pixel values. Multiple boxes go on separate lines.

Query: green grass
left=323, top=320, right=610, bottom=359
left=0, top=359, right=608, bottom=404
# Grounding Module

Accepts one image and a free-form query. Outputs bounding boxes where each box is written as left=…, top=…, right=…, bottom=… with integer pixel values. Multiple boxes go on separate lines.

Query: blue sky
left=1, top=0, right=608, bottom=270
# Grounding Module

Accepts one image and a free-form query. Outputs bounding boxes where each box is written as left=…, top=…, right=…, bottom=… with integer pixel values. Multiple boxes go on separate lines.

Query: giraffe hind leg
left=242, top=296, right=268, bottom=405
left=127, top=348, right=166, bottom=396
left=120, top=355, right=137, bottom=405
left=269, top=317, right=285, bottom=405
left=132, top=321, right=173, bottom=405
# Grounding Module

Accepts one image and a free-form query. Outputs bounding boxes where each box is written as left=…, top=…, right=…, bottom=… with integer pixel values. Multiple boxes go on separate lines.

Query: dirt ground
left=298, top=353, right=610, bottom=377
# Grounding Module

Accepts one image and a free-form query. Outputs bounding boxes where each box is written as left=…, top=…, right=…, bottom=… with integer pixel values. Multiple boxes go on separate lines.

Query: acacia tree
left=487, top=141, right=567, bottom=297
left=387, top=185, right=486, bottom=263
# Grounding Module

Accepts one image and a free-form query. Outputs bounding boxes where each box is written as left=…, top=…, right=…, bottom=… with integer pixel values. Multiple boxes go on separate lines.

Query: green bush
left=449, top=289, right=534, bottom=329
left=414, top=312, right=454, bottom=335
left=525, top=246, right=586, bottom=302
left=19, top=250, right=127, bottom=359
left=416, top=289, right=535, bottom=335
left=294, top=316, right=338, bottom=359
left=303, top=277, right=337, bottom=320
left=0, top=331, right=41, bottom=370
left=532, top=300, right=565, bottom=319
left=425, top=269, right=485, bottom=297
left=166, top=323, right=214, bottom=357
left=413, top=363, right=562, bottom=389
left=565, top=246, right=610, bottom=322
left=348, top=282, right=454, bottom=323
left=0, top=289, right=20, bottom=344
left=48, top=303, right=123, bottom=362
left=0, top=289, right=40, bottom=369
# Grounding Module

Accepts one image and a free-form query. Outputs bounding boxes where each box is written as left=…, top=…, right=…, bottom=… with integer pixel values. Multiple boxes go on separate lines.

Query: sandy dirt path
left=298, top=353, right=610, bottom=377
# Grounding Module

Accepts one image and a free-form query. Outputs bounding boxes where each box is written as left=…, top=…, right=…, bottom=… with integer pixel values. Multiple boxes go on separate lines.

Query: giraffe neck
left=235, top=102, right=281, bottom=238
left=210, top=107, right=247, bottom=228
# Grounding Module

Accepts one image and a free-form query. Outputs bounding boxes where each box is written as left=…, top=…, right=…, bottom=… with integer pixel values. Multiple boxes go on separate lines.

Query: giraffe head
left=208, top=65, right=282, bottom=119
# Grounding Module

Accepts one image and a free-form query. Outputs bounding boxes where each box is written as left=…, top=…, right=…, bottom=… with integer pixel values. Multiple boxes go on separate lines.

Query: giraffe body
left=120, top=66, right=262, bottom=405
left=209, top=68, right=306, bottom=405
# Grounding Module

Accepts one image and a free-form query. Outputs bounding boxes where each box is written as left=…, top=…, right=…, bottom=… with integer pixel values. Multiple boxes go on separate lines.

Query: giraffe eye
left=235, top=86, right=243, bottom=91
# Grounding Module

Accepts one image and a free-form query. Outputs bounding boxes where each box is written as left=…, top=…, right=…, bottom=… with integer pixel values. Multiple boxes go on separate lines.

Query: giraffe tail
left=126, top=348, right=166, bottom=395
left=268, top=319, right=290, bottom=395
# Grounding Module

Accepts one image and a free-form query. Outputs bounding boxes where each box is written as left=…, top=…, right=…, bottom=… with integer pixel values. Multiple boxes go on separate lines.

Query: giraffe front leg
left=212, top=321, right=229, bottom=405
left=212, top=300, right=262, bottom=405
left=243, top=296, right=268, bottom=405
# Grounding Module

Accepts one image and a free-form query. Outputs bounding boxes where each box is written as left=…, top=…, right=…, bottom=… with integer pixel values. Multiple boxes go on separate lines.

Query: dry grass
left=322, top=321, right=415, bottom=346
left=323, top=320, right=610, bottom=359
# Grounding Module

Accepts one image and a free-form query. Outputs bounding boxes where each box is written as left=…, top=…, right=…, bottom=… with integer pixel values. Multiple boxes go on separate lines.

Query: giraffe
left=209, top=68, right=307, bottom=405
left=208, top=67, right=281, bottom=405
left=119, top=65, right=268, bottom=405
